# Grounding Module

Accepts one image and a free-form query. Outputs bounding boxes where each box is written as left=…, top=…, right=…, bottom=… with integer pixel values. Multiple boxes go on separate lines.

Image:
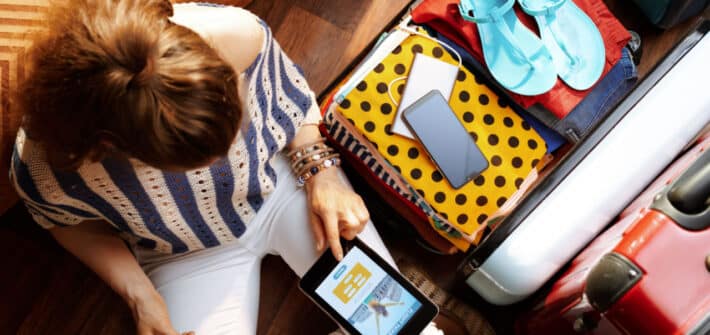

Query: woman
left=10, top=0, right=452, bottom=334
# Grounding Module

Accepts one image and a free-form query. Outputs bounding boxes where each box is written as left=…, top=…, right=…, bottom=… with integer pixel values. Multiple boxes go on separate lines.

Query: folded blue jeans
left=531, top=47, right=639, bottom=142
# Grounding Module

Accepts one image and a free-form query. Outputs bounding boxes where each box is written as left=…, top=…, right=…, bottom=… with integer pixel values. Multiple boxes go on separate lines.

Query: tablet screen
left=315, top=246, right=422, bottom=335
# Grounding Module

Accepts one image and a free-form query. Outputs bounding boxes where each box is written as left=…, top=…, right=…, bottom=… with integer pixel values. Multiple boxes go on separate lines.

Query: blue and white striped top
left=10, top=9, right=322, bottom=254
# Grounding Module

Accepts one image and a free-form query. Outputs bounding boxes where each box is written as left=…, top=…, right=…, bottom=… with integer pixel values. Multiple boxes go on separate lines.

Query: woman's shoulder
left=170, top=3, right=265, bottom=74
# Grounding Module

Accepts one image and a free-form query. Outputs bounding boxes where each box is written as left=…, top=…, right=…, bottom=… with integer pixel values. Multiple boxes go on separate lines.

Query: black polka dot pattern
left=477, top=214, right=488, bottom=224
left=376, top=82, right=388, bottom=93
left=457, top=214, right=468, bottom=224
left=459, top=91, right=470, bottom=102
left=476, top=196, right=488, bottom=206
left=455, top=194, right=467, bottom=205
left=394, top=64, right=406, bottom=74
left=380, top=103, right=392, bottom=114
left=463, top=112, right=474, bottom=123
left=408, top=147, right=419, bottom=159
left=478, top=94, right=489, bottom=105
left=508, top=136, right=519, bottom=148
left=528, top=139, right=538, bottom=150
left=457, top=70, right=466, bottom=81
left=503, top=117, right=514, bottom=128
left=494, top=176, right=506, bottom=187
left=483, top=114, right=495, bottom=125
left=356, top=81, right=367, bottom=91
left=387, top=145, right=398, bottom=156
left=331, top=34, right=548, bottom=233
left=491, top=155, right=502, bottom=166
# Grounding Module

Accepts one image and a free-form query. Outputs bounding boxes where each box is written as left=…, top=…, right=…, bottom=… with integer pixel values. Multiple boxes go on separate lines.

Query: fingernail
left=316, top=241, right=323, bottom=251
left=337, top=250, right=343, bottom=261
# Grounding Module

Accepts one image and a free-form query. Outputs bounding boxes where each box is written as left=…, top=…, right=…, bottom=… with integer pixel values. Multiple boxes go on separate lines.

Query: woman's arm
left=49, top=221, right=191, bottom=335
left=288, top=125, right=371, bottom=261
left=171, top=5, right=368, bottom=260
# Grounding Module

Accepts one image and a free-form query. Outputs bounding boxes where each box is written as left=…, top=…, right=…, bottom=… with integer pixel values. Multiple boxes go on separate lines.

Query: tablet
left=299, top=238, right=438, bottom=335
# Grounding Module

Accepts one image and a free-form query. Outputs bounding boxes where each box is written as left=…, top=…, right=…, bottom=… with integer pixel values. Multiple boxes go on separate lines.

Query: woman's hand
left=305, top=167, right=370, bottom=261
left=128, top=287, right=194, bottom=335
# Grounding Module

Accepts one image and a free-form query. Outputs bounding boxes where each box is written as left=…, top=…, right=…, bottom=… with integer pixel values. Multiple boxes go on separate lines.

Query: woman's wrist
left=287, top=138, right=340, bottom=187
left=121, top=276, right=160, bottom=311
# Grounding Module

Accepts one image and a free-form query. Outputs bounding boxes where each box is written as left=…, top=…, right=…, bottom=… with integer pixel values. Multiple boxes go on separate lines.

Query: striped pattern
left=0, top=0, right=48, bottom=215
left=10, top=7, right=322, bottom=254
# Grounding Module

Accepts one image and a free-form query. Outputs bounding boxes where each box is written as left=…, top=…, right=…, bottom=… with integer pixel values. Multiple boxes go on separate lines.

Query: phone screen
left=314, top=246, right=423, bottom=335
left=403, top=90, right=489, bottom=188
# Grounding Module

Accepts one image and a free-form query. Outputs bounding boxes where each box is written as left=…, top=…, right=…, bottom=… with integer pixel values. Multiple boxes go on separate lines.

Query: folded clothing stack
left=412, top=0, right=636, bottom=142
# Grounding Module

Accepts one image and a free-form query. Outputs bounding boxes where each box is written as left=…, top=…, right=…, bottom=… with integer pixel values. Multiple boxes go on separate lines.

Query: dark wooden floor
left=0, top=1, right=705, bottom=335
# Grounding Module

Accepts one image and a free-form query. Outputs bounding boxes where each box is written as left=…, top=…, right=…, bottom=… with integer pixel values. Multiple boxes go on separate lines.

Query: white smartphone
left=391, top=52, right=459, bottom=139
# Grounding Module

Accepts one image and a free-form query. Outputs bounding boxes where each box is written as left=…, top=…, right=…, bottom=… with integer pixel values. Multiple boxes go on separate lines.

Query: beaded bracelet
left=295, top=152, right=340, bottom=176
left=287, top=141, right=329, bottom=163
left=291, top=147, right=335, bottom=171
left=296, top=157, right=341, bottom=187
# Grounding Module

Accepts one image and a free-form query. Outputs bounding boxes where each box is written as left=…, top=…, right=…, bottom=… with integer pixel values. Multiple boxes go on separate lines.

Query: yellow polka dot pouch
left=333, top=29, right=547, bottom=245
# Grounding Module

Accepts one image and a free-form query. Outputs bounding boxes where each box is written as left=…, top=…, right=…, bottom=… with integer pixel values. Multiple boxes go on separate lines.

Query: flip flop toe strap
left=518, top=0, right=567, bottom=16
left=459, top=0, right=537, bottom=68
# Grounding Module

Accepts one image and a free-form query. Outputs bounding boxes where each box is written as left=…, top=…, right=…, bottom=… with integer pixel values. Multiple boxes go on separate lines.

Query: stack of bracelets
left=287, top=139, right=341, bottom=187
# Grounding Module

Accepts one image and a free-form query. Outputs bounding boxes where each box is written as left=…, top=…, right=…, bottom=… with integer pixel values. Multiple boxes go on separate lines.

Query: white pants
left=135, top=155, right=440, bottom=334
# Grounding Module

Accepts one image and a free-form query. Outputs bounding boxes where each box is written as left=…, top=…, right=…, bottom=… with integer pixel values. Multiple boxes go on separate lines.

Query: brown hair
left=18, top=0, right=241, bottom=171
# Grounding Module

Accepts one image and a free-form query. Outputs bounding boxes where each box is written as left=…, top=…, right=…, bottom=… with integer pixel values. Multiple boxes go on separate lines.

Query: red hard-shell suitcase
left=517, top=134, right=710, bottom=335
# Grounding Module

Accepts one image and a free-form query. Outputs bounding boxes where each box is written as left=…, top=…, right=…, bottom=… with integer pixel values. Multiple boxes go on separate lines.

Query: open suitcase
left=516, top=131, right=710, bottom=335
left=317, top=0, right=710, bottom=305
left=460, top=19, right=710, bottom=305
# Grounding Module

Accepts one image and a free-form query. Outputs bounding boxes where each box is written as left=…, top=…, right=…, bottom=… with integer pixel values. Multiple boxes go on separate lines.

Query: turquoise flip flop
left=459, top=0, right=556, bottom=96
left=519, top=0, right=605, bottom=91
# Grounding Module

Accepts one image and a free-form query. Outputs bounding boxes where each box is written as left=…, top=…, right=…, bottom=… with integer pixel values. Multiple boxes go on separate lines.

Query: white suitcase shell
left=462, top=23, right=710, bottom=305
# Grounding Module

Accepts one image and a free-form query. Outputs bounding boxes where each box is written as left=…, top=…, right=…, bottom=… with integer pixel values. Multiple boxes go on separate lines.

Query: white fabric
left=134, top=154, right=318, bottom=333
left=135, top=154, right=440, bottom=334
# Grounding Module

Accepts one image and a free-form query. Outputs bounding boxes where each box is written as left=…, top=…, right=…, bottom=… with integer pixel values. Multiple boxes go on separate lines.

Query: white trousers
left=135, top=154, right=440, bottom=334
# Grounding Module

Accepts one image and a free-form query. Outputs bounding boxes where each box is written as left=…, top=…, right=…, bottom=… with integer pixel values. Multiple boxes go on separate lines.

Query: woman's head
left=19, top=0, right=241, bottom=171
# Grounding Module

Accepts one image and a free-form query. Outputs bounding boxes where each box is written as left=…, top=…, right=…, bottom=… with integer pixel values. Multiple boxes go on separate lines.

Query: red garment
left=412, top=0, right=631, bottom=118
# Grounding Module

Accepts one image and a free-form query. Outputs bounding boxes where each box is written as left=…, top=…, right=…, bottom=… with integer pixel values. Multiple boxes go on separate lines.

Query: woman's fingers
left=338, top=211, right=361, bottom=240
left=322, top=211, right=343, bottom=261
